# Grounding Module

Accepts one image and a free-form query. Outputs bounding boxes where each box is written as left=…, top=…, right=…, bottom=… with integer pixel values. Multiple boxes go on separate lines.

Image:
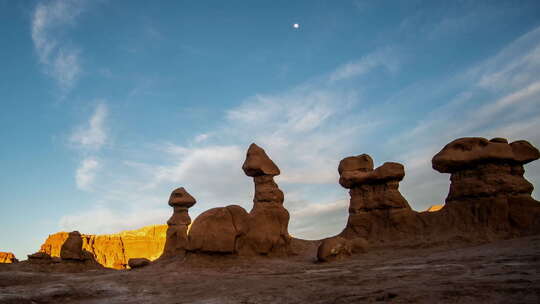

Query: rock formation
left=128, top=258, right=150, bottom=269
left=338, top=154, right=420, bottom=242
left=39, top=225, right=167, bottom=269
left=237, top=143, right=291, bottom=256
left=0, top=252, right=18, bottom=263
left=162, top=187, right=195, bottom=258
left=60, top=231, right=84, bottom=260
left=189, top=143, right=291, bottom=256
left=430, top=137, right=540, bottom=236
left=317, top=237, right=352, bottom=262
left=189, top=205, right=248, bottom=253
left=333, top=137, right=540, bottom=252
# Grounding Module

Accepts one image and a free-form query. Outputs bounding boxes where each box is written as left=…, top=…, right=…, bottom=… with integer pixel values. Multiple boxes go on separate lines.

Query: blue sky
left=1, top=0, right=540, bottom=259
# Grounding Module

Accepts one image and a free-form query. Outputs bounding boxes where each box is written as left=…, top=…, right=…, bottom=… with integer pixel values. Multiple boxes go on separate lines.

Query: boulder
left=128, top=258, right=150, bottom=269
left=317, top=237, right=352, bottom=262
left=189, top=205, right=248, bottom=253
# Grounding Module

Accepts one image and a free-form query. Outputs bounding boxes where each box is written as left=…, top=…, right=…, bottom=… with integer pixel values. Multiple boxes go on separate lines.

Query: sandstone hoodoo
left=337, top=154, right=419, bottom=242
left=162, top=187, right=196, bottom=258
left=431, top=137, right=540, bottom=236
left=188, top=143, right=291, bottom=256
left=237, top=143, right=291, bottom=256
left=0, top=252, right=18, bottom=263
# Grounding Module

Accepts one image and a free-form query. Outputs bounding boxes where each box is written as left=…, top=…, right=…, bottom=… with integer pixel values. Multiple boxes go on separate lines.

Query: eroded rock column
left=162, top=187, right=195, bottom=257
left=338, top=154, right=420, bottom=241
left=431, top=137, right=540, bottom=235
left=237, top=143, right=291, bottom=255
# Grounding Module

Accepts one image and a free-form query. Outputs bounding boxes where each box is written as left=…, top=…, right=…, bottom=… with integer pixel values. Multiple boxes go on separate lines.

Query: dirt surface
left=1, top=236, right=539, bottom=304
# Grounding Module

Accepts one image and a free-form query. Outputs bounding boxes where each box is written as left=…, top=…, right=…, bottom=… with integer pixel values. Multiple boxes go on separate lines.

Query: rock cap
left=242, top=143, right=280, bottom=177
left=168, top=187, right=196, bottom=208
left=339, top=157, right=405, bottom=189
left=432, top=137, right=540, bottom=173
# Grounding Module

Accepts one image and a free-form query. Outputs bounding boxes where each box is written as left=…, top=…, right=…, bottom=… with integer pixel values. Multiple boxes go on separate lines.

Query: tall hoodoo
left=237, top=143, right=291, bottom=255
left=338, top=154, right=420, bottom=241
left=432, top=137, right=540, bottom=234
left=162, top=187, right=195, bottom=257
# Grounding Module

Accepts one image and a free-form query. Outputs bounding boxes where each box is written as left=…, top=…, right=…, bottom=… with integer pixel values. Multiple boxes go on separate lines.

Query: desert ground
left=1, top=236, right=539, bottom=304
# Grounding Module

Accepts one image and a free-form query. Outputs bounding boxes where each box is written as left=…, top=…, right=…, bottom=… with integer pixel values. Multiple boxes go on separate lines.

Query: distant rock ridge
left=39, top=224, right=167, bottom=269
left=0, top=252, right=18, bottom=263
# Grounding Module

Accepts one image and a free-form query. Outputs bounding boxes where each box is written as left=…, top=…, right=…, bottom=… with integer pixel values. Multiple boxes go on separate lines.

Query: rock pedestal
left=162, top=187, right=195, bottom=258
left=431, top=137, right=540, bottom=236
left=237, top=143, right=291, bottom=255
left=338, top=154, right=420, bottom=242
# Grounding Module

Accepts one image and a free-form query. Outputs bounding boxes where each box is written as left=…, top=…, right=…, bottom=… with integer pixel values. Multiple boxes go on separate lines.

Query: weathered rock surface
left=188, top=144, right=291, bottom=256
left=317, top=237, right=352, bottom=262
left=162, top=188, right=195, bottom=258
left=128, top=258, right=150, bottom=269
left=39, top=225, right=167, bottom=269
left=338, top=154, right=420, bottom=242
left=189, top=205, right=248, bottom=253
left=0, top=252, right=18, bottom=263
left=60, top=231, right=84, bottom=260
left=237, top=143, right=291, bottom=256
left=336, top=137, right=540, bottom=249
left=429, top=137, right=540, bottom=237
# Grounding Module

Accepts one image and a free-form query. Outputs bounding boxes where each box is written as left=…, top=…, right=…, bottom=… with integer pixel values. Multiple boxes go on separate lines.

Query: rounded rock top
left=168, top=187, right=196, bottom=208
left=432, top=137, right=540, bottom=173
left=242, top=143, right=280, bottom=177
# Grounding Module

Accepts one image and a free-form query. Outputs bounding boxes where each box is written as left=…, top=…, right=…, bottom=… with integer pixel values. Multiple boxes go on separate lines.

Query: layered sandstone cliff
left=39, top=225, right=167, bottom=269
left=0, top=252, right=18, bottom=263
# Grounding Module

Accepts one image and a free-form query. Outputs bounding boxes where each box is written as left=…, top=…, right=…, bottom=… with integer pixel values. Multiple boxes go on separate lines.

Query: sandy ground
left=1, top=236, right=539, bottom=304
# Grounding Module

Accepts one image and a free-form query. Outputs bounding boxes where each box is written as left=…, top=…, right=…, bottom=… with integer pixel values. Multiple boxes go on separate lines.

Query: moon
left=293, top=23, right=300, bottom=29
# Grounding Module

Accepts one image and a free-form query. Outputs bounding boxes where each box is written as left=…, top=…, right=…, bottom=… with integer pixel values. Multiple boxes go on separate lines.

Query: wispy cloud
left=328, top=48, right=399, bottom=82
left=31, top=0, right=85, bottom=91
left=75, top=157, right=100, bottom=191
left=70, top=103, right=108, bottom=150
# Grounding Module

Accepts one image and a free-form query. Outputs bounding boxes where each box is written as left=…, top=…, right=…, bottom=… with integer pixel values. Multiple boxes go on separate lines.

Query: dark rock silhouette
left=60, top=231, right=84, bottom=260
left=162, top=187, right=195, bottom=258
left=128, top=258, right=150, bottom=269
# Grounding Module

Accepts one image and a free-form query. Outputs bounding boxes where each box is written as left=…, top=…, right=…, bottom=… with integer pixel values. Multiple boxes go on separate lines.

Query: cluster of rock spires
left=161, top=143, right=292, bottom=257
left=328, top=137, right=540, bottom=261
left=18, top=136, right=540, bottom=267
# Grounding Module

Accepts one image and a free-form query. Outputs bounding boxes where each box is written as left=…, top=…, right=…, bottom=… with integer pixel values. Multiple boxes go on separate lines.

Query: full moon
left=293, top=23, right=300, bottom=29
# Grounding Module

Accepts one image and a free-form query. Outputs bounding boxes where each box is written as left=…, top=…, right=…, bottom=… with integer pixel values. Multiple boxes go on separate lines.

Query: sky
left=1, top=0, right=540, bottom=259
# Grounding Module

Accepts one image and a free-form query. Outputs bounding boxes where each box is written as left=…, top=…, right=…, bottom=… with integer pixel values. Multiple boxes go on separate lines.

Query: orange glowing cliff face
left=39, top=225, right=167, bottom=269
